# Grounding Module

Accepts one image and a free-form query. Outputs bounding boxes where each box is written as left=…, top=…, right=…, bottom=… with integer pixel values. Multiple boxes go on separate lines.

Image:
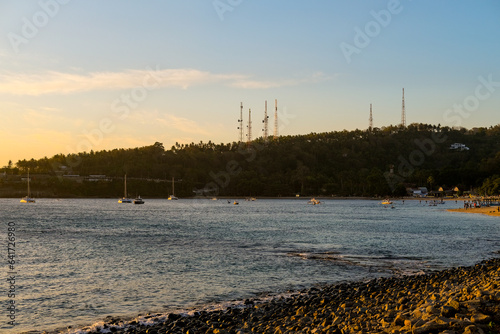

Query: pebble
left=78, top=258, right=500, bottom=334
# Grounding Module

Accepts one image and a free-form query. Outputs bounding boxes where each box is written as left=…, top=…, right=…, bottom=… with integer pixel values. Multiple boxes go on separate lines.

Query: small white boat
left=20, top=169, right=35, bottom=203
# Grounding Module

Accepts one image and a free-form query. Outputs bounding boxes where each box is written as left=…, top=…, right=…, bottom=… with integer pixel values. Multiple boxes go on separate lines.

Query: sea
left=1, top=198, right=499, bottom=333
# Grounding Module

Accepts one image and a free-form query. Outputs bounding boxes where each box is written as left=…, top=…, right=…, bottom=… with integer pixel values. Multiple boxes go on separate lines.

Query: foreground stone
left=68, top=258, right=500, bottom=334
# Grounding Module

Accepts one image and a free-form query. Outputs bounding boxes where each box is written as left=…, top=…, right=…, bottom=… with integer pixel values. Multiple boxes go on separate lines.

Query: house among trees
left=428, top=186, right=461, bottom=197
left=449, top=143, right=469, bottom=151
left=406, top=187, right=428, bottom=197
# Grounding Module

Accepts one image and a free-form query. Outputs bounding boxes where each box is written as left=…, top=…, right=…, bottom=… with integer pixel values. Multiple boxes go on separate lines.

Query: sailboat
left=20, top=169, right=35, bottom=203
left=118, top=174, right=132, bottom=203
left=167, top=177, right=178, bottom=200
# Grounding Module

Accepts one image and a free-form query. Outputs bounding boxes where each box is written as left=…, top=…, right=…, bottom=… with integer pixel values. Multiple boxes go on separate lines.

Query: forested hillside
left=2, top=123, right=500, bottom=198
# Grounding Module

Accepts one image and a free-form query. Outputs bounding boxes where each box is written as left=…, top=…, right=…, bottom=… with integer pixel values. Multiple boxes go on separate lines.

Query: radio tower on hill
left=273, top=99, right=278, bottom=139
left=401, top=88, right=406, bottom=128
left=247, top=108, right=252, bottom=145
left=369, top=103, right=373, bottom=131
left=237, top=102, right=244, bottom=142
left=262, top=100, right=269, bottom=142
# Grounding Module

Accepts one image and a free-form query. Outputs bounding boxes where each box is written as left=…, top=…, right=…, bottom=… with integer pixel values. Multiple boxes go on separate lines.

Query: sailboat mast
left=172, top=177, right=174, bottom=196
left=124, top=174, right=127, bottom=198
left=27, top=168, right=30, bottom=197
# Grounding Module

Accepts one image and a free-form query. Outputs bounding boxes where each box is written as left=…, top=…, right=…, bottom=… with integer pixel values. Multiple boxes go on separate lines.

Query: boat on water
left=20, top=169, right=35, bottom=203
left=233, top=200, right=239, bottom=205
left=134, top=196, right=145, bottom=204
left=381, top=199, right=393, bottom=205
left=20, top=196, right=35, bottom=203
left=167, top=177, right=179, bottom=200
left=118, top=198, right=133, bottom=203
left=118, top=174, right=132, bottom=203
left=308, top=198, right=321, bottom=205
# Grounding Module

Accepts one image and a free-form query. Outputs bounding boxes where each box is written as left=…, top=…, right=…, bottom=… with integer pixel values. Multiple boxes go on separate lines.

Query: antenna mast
left=237, top=102, right=243, bottom=142
left=262, top=100, right=269, bottom=142
left=401, top=88, right=406, bottom=128
left=247, top=108, right=252, bottom=145
left=369, top=103, right=373, bottom=131
left=273, top=99, right=278, bottom=139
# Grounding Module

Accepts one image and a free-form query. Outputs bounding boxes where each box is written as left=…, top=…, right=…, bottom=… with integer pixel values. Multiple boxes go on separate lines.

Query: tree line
left=2, top=123, right=500, bottom=198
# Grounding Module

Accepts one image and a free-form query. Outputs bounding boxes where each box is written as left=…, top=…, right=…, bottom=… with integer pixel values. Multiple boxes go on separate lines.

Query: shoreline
left=2, top=196, right=479, bottom=201
left=45, top=258, right=500, bottom=334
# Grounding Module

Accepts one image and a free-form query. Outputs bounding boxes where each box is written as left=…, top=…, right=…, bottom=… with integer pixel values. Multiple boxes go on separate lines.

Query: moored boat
left=167, top=177, right=179, bottom=200
left=134, top=196, right=145, bottom=204
left=118, top=174, right=132, bottom=203
left=20, top=169, right=35, bottom=203
left=308, top=198, right=321, bottom=205
left=20, top=196, right=35, bottom=203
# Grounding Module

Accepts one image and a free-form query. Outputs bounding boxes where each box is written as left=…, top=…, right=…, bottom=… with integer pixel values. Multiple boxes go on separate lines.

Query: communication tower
left=369, top=103, right=373, bottom=131
left=237, top=102, right=243, bottom=142
left=273, top=99, right=278, bottom=139
left=262, top=100, right=269, bottom=142
left=401, top=88, right=406, bottom=128
left=247, top=108, right=252, bottom=144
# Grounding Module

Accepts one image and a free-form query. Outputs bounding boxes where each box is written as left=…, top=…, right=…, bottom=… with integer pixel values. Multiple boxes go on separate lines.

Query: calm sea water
left=1, top=198, right=499, bottom=333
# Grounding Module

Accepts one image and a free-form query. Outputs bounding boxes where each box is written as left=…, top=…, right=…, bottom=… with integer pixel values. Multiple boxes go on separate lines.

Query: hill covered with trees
left=2, top=123, right=500, bottom=198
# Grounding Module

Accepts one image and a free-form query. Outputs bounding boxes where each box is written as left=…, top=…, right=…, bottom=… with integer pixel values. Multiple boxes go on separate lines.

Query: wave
left=286, top=250, right=433, bottom=276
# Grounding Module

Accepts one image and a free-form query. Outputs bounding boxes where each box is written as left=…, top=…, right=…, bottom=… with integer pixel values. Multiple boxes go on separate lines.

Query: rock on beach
left=68, top=258, right=500, bottom=334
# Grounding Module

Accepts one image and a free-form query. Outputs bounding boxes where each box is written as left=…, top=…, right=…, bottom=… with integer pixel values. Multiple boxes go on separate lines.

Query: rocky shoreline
left=58, top=258, right=500, bottom=334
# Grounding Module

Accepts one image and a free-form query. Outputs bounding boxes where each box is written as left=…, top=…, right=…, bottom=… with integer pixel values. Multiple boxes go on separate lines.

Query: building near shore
left=450, top=143, right=469, bottom=150
left=406, top=187, right=428, bottom=197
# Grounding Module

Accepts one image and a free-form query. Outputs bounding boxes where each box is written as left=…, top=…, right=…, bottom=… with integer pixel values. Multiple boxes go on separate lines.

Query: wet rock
left=393, top=313, right=408, bottom=327
left=426, top=305, right=440, bottom=315
left=463, top=324, right=481, bottom=334
left=167, top=313, right=182, bottom=321
left=470, top=312, right=491, bottom=323
left=440, top=305, right=457, bottom=317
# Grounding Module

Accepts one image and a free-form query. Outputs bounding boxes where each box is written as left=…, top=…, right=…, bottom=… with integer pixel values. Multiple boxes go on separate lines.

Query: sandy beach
left=447, top=206, right=500, bottom=217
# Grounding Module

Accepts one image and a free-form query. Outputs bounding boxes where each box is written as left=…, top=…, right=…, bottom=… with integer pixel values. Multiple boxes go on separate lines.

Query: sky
left=0, top=0, right=499, bottom=166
